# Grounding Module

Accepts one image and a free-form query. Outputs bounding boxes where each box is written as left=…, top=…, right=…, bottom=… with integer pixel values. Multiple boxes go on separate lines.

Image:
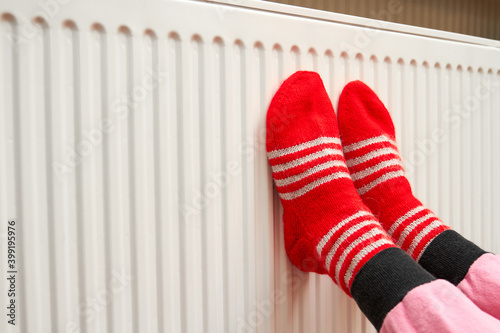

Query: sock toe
left=338, top=80, right=396, bottom=144
left=266, top=71, right=338, bottom=153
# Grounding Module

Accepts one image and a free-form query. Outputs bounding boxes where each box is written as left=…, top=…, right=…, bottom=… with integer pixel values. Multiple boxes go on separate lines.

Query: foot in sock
left=267, top=72, right=439, bottom=331
left=266, top=71, right=397, bottom=295
left=337, top=80, right=486, bottom=284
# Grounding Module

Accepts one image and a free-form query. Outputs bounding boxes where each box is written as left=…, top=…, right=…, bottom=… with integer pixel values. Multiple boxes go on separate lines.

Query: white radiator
left=1, top=1, right=499, bottom=332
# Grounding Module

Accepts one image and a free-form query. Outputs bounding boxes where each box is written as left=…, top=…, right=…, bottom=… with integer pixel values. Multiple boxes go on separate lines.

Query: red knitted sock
left=267, top=72, right=395, bottom=295
left=337, top=80, right=450, bottom=262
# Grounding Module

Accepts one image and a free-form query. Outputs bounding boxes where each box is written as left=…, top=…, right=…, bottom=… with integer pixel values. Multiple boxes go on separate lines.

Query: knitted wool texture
left=337, top=80, right=450, bottom=261
left=266, top=72, right=395, bottom=294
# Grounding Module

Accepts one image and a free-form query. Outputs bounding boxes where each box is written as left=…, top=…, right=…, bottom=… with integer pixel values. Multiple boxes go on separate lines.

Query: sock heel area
left=283, top=213, right=327, bottom=274
left=286, top=237, right=327, bottom=274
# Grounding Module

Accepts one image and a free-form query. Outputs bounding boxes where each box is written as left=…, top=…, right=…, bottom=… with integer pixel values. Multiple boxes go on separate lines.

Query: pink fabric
left=381, top=280, right=500, bottom=333
left=458, top=253, right=500, bottom=321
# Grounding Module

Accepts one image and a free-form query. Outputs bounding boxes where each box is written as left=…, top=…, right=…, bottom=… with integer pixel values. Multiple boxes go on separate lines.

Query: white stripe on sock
left=415, top=241, right=433, bottom=262
left=343, top=238, right=394, bottom=288
left=316, top=211, right=372, bottom=256
left=357, top=170, right=405, bottom=195
left=408, top=220, right=443, bottom=258
left=396, top=213, right=436, bottom=247
left=325, top=220, right=380, bottom=274
left=267, top=137, right=342, bottom=159
left=387, top=206, right=426, bottom=236
left=279, top=172, right=351, bottom=200
left=271, top=148, right=343, bottom=173
left=343, top=135, right=397, bottom=153
left=334, top=228, right=386, bottom=283
left=350, top=158, right=403, bottom=182
left=275, top=160, right=347, bottom=187
left=346, top=147, right=400, bottom=168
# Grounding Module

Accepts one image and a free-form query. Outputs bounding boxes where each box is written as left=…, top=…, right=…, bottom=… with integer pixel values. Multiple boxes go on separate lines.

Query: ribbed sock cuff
left=418, top=229, right=487, bottom=285
left=351, top=247, right=435, bottom=331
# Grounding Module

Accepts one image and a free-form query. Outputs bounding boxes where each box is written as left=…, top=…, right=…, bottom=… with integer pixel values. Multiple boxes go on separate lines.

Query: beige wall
left=269, top=0, right=500, bottom=40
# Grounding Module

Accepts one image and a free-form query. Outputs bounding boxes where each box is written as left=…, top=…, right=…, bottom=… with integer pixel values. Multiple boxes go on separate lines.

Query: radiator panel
left=0, top=1, right=499, bottom=333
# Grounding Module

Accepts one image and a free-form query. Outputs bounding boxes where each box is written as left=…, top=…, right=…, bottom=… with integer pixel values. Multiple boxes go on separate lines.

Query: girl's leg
left=351, top=249, right=500, bottom=333
left=337, top=80, right=499, bottom=320
left=380, top=279, right=500, bottom=333
left=457, top=253, right=500, bottom=320
left=266, top=72, right=500, bottom=332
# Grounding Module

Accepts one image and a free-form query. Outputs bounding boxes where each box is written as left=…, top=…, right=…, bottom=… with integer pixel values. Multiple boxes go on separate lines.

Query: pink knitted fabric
left=381, top=279, right=500, bottom=333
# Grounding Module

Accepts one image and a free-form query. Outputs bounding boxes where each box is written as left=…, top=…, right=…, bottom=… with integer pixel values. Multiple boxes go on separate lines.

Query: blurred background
left=267, top=0, right=500, bottom=40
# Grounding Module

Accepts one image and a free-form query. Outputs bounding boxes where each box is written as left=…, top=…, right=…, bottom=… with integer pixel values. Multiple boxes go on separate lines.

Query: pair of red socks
left=267, top=71, right=452, bottom=294
left=267, top=71, right=487, bottom=331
